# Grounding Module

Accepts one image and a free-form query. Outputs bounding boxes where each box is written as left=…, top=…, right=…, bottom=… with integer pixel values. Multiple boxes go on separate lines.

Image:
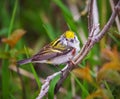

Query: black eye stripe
left=70, top=39, right=74, bottom=42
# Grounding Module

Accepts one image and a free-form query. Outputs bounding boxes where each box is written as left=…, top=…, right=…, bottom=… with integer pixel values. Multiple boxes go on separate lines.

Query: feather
left=32, top=47, right=72, bottom=62
left=17, top=58, right=31, bottom=65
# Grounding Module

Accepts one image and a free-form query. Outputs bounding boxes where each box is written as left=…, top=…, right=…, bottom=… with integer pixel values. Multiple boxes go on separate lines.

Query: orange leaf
left=97, top=46, right=120, bottom=83
left=73, top=66, right=93, bottom=83
left=2, top=29, right=26, bottom=48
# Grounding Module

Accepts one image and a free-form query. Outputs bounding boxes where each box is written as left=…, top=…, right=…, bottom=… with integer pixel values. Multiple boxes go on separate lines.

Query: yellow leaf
left=97, top=46, right=120, bottom=83
left=72, top=66, right=93, bottom=83
left=101, top=46, right=119, bottom=62
left=2, top=29, right=26, bottom=48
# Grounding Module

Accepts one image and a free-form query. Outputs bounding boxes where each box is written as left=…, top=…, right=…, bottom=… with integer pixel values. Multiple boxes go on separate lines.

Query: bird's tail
left=17, top=58, right=32, bottom=65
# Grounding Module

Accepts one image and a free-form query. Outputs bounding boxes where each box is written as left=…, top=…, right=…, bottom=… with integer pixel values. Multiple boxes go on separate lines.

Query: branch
left=95, top=0, right=120, bottom=41
left=88, top=0, right=100, bottom=34
left=88, top=0, right=93, bottom=33
left=109, top=0, right=120, bottom=32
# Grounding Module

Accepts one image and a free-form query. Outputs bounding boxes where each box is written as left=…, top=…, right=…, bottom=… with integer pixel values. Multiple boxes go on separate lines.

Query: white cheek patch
left=62, top=38, right=67, bottom=46
left=67, top=36, right=80, bottom=52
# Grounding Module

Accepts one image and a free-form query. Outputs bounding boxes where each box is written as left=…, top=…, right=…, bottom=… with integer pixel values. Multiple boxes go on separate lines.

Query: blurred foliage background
left=0, top=0, right=120, bottom=99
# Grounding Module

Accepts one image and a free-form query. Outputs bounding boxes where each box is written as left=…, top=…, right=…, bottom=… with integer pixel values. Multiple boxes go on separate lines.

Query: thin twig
left=95, top=0, right=120, bottom=41
left=10, top=65, right=35, bottom=80
left=109, top=0, right=120, bottom=33
left=92, top=0, right=100, bottom=35
left=88, top=0, right=93, bottom=33
left=71, top=76, right=76, bottom=98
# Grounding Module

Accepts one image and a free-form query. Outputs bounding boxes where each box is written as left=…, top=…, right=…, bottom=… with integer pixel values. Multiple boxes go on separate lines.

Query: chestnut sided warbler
left=17, top=31, right=80, bottom=65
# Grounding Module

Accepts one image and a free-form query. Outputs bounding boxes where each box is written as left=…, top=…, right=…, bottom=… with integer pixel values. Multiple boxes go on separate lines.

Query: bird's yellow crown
left=64, top=31, right=75, bottom=39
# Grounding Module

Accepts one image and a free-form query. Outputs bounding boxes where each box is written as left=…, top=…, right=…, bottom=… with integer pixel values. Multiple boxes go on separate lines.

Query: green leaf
left=108, top=32, right=120, bottom=46
left=2, top=0, right=18, bottom=98
left=0, top=51, right=10, bottom=59
left=43, top=23, right=56, bottom=41
left=104, top=81, right=114, bottom=99
left=70, top=72, right=89, bottom=99
left=53, top=0, right=72, bottom=18
left=24, top=46, right=42, bottom=88
left=48, top=75, right=60, bottom=99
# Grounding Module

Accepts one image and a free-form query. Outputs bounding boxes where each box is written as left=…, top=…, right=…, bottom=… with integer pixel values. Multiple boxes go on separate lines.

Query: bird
left=17, top=30, right=80, bottom=65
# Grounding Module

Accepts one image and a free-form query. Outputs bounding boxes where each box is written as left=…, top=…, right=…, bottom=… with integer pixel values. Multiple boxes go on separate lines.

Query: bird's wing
left=31, top=45, right=72, bottom=62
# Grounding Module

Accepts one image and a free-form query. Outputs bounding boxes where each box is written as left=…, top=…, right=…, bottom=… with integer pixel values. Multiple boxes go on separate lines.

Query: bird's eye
left=70, top=39, right=74, bottom=43
left=65, top=38, right=68, bottom=41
